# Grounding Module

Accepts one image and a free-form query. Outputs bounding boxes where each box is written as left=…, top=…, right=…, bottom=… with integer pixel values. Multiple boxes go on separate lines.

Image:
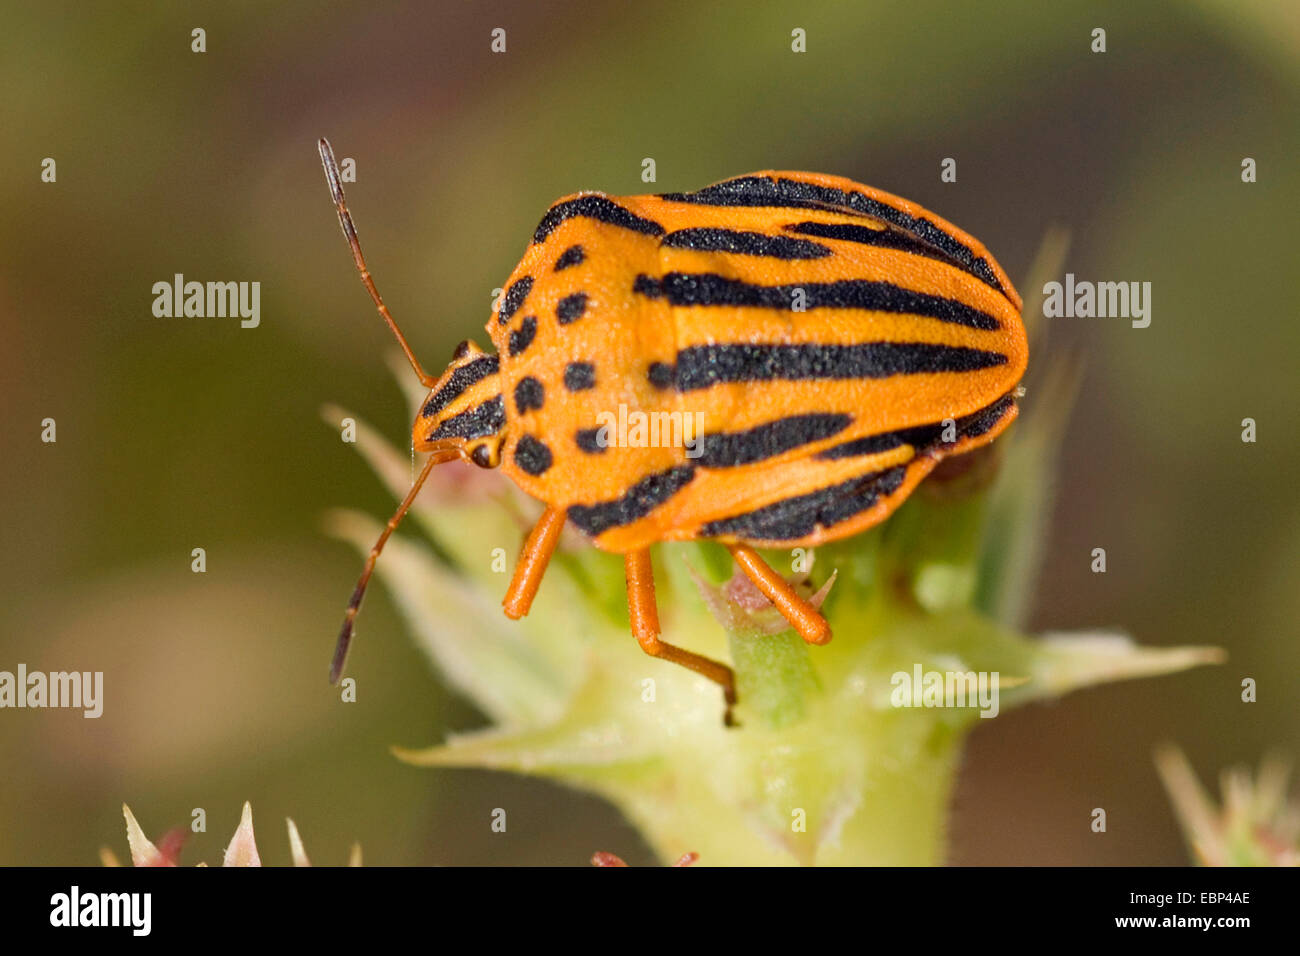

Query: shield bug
left=318, top=139, right=1026, bottom=720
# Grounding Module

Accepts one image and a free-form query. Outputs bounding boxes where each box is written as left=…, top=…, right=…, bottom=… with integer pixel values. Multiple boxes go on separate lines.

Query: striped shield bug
left=318, top=139, right=1026, bottom=721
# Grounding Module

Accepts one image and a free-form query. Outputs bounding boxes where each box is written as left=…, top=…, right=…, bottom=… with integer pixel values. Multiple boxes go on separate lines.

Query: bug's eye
left=452, top=339, right=471, bottom=360
left=469, top=443, right=496, bottom=469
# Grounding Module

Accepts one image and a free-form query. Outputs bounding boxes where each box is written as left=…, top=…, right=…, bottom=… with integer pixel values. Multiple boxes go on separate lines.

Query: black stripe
left=508, top=315, right=537, bottom=357
left=533, top=196, right=665, bottom=244
left=661, top=227, right=831, bottom=260
left=960, top=393, right=1016, bottom=438
left=784, top=220, right=971, bottom=274
left=554, top=244, right=586, bottom=271
left=556, top=292, right=588, bottom=324
left=421, top=356, right=500, bottom=418
left=514, top=376, right=544, bottom=414
left=659, top=176, right=1007, bottom=298
left=568, top=465, right=696, bottom=536
left=699, top=466, right=907, bottom=541
left=816, top=393, right=1016, bottom=461
left=647, top=361, right=675, bottom=389
left=564, top=361, right=596, bottom=391
left=660, top=177, right=841, bottom=211
left=658, top=343, right=1007, bottom=391
left=513, top=435, right=553, bottom=476
left=631, top=272, right=999, bottom=330
left=697, top=413, right=852, bottom=468
left=426, top=395, right=505, bottom=441
left=497, top=277, right=534, bottom=325
left=815, top=423, right=938, bottom=460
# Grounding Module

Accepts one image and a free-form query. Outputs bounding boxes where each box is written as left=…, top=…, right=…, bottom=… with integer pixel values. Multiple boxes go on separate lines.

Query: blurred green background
left=1, top=0, right=1297, bottom=865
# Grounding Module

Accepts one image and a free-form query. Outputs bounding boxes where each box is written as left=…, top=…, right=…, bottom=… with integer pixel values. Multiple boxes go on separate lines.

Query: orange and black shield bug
left=318, top=139, right=1027, bottom=720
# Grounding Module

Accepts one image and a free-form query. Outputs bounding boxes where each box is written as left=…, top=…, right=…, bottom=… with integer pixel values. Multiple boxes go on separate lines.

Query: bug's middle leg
left=625, top=549, right=737, bottom=721
left=502, top=506, right=567, bottom=619
left=726, top=543, right=832, bottom=645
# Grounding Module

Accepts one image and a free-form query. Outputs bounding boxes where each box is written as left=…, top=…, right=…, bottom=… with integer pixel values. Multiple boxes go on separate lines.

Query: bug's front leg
left=625, top=549, right=737, bottom=725
left=726, top=543, right=832, bottom=645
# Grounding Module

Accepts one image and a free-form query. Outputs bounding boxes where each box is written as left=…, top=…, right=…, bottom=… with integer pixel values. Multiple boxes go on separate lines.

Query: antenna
left=330, top=447, right=460, bottom=683
left=318, top=137, right=436, bottom=388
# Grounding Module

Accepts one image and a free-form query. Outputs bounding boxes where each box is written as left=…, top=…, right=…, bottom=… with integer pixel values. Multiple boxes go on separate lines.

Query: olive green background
left=1, top=0, right=1297, bottom=865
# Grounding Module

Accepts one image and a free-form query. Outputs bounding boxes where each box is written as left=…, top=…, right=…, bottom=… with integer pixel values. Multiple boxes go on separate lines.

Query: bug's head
left=413, top=339, right=507, bottom=467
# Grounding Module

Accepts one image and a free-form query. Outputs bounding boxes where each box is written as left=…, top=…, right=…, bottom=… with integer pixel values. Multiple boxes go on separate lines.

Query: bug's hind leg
left=502, top=506, right=567, bottom=619
left=625, top=549, right=737, bottom=724
left=726, top=543, right=832, bottom=645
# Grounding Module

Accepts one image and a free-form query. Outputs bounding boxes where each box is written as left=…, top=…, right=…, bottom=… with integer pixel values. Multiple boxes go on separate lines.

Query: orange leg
left=727, top=543, right=832, bottom=645
left=502, top=506, right=568, bottom=619
left=625, top=549, right=737, bottom=722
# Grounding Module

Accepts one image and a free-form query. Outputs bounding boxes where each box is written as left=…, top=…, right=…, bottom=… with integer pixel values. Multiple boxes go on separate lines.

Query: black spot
left=452, top=339, right=471, bottom=359
left=568, top=465, right=696, bottom=536
left=514, top=435, right=553, bottom=476
left=576, top=428, right=606, bottom=453
left=514, top=376, right=545, bottom=415
left=507, top=315, right=537, bottom=357
left=497, top=276, right=534, bottom=325
left=470, top=444, right=494, bottom=468
left=564, top=362, right=596, bottom=391
left=556, top=292, right=589, bottom=324
left=554, top=244, right=586, bottom=271
left=647, top=362, right=675, bottom=389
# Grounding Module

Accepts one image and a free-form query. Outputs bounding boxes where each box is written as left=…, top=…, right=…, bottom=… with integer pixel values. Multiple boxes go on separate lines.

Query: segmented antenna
left=318, top=137, right=435, bottom=387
